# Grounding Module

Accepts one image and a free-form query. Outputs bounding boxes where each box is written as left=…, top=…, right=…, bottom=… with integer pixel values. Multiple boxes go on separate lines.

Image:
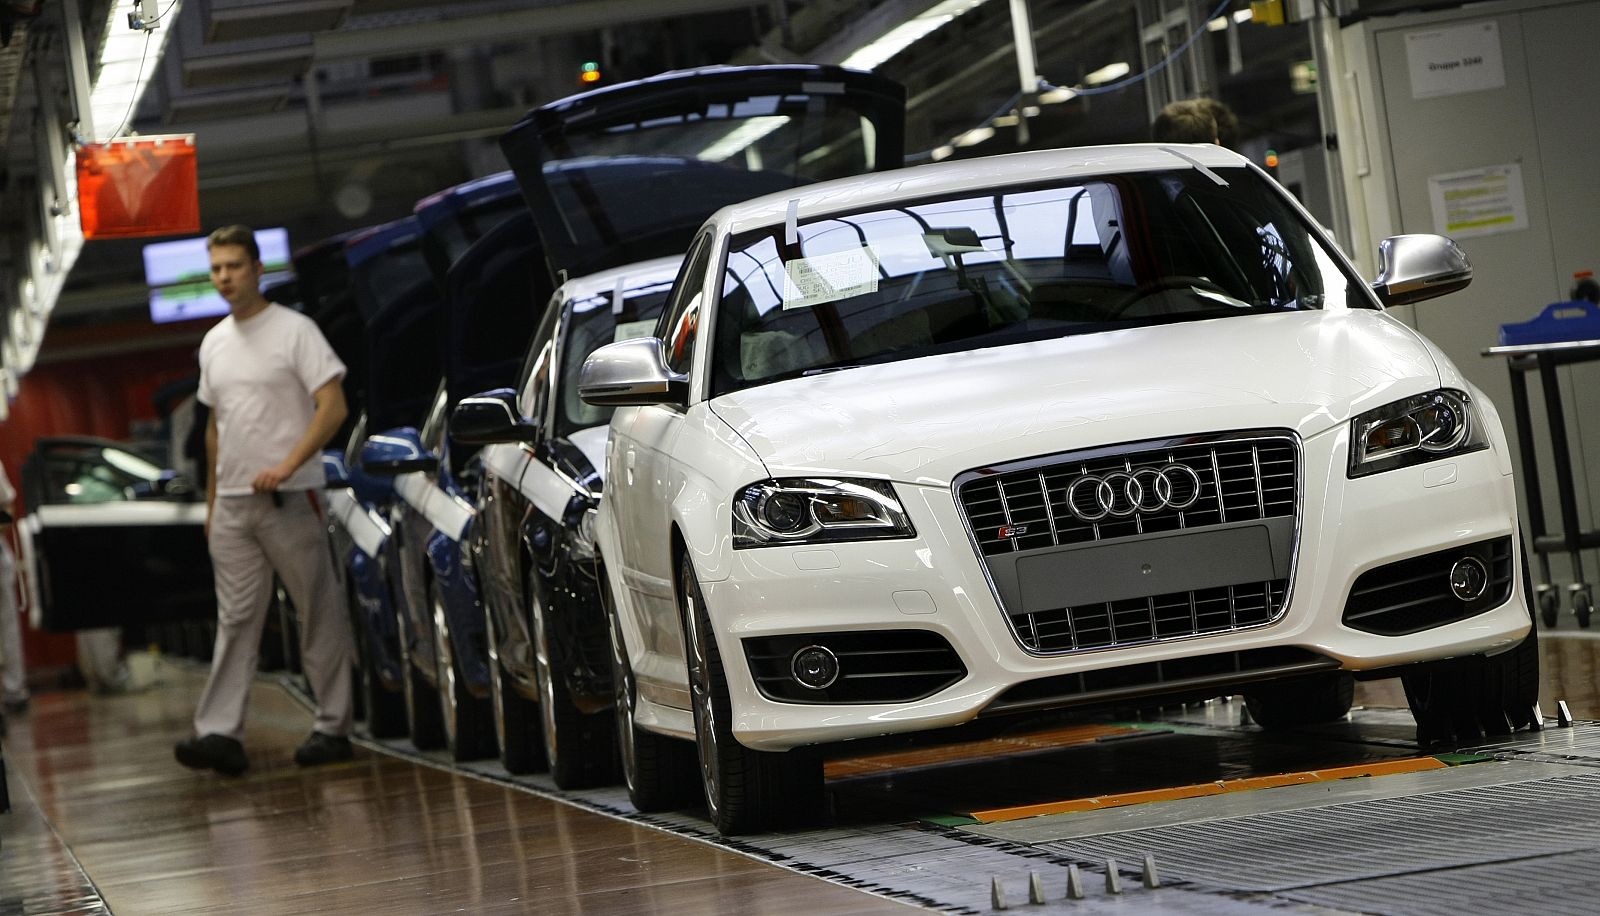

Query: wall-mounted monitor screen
left=143, top=227, right=293, bottom=323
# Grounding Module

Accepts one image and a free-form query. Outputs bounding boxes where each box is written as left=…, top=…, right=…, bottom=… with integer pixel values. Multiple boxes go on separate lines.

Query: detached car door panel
left=21, top=438, right=211, bottom=631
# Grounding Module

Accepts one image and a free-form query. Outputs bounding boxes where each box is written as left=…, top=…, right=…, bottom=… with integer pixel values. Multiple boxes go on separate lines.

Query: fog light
left=790, top=645, right=840, bottom=690
left=1449, top=556, right=1488, bottom=601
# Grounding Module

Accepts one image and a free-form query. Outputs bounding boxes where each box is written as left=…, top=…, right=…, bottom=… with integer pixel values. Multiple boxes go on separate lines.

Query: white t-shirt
left=198, top=304, right=345, bottom=496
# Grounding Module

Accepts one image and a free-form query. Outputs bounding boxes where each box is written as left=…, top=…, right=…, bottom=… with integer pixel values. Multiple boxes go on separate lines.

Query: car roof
left=554, top=254, right=685, bottom=305
left=713, top=143, right=1256, bottom=237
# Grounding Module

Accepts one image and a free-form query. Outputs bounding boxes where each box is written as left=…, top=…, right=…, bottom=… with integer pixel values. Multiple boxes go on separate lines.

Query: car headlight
left=1348, top=388, right=1489, bottom=478
left=733, top=478, right=914, bottom=548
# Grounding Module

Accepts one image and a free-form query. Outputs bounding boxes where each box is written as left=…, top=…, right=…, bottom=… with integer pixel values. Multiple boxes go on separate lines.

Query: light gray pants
left=0, top=537, right=27, bottom=704
left=194, top=491, right=353, bottom=740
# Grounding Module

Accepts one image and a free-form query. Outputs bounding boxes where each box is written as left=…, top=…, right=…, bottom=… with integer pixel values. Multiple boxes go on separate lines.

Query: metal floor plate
left=1036, top=772, right=1600, bottom=893
left=285, top=674, right=1600, bottom=916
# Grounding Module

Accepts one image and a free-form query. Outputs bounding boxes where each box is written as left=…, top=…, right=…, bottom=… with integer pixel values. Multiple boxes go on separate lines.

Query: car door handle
left=624, top=448, right=637, bottom=486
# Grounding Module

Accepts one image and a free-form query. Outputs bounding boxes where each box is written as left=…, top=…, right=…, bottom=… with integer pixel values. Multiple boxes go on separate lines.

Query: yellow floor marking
left=968, top=756, right=1448, bottom=823
left=825, top=724, right=1140, bottom=779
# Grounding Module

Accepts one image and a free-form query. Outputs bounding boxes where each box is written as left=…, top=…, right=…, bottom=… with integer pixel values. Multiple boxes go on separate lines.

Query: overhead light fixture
left=91, top=1, right=184, bottom=140
left=706, top=0, right=991, bottom=161
left=1083, top=62, right=1131, bottom=86
left=838, top=0, right=991, bottom=71
left=993, top=113, right=1020, bottom=127
left=699, top=115, right=791, bottom=162
left=1207, top=16, right=1229, bottom=30
left=1233, top=8, right=1254, bottom=21
left=1039, top=86, right=1077, bottom=104
left=930, top=144, right=956, bottom=162
left=953, top=126, right=994, bottom=147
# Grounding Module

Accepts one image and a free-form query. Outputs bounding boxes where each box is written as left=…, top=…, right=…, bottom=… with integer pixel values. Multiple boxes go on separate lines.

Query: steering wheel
left=1108, top=276, right=1234, bottom=317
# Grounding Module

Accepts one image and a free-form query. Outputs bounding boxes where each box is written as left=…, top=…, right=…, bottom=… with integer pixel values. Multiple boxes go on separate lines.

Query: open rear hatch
left=500, top=64, right=905, bottom=280
left=346, top=217, right=442, bottom=432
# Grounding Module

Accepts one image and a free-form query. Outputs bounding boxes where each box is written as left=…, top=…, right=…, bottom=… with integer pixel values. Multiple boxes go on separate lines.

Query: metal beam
left=311, top=0, right=771, bottom=63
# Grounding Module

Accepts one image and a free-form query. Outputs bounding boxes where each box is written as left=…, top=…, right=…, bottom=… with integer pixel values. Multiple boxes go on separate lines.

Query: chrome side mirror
left=1372, top=234, right=1473, bottom=306
left=451, top=388, right=539, bottom=445
left=578, top=337, right=687, bottom=407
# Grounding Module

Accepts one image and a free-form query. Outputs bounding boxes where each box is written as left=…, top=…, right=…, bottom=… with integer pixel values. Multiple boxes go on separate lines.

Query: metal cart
left=1483, top=339, right=1600, bottom=627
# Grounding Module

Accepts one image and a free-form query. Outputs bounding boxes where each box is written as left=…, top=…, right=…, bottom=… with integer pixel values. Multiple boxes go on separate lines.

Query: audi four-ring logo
left=1065, top=464, right=1203, bottom=521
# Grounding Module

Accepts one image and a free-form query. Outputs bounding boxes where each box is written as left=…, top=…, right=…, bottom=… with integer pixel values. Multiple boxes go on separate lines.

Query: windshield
left=557, top=280, right=674, bottom=436
left=712, top=167, right=1364, bottom=396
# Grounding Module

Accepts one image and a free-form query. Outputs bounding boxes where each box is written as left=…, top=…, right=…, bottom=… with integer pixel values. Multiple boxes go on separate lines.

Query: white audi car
left=580, top=144, right=1538, bottom=834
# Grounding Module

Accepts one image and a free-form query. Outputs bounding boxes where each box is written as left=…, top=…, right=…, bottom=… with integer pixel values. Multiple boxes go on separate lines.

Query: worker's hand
left=252, top=462, right=295, bottom=493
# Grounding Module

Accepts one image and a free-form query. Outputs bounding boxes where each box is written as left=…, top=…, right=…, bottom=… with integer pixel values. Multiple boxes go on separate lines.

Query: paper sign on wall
left=1406, top=21, right=1505, bottom=99
left=1427, top=163, right=1528, bottom=239
left=782, top=248, right=880, bottom=309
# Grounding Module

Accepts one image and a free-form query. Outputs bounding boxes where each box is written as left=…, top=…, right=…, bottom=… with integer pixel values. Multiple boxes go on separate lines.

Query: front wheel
left=1404, top=628, right=1541, bottom=747
left=1243, top=673, right=1355, bottom=730
left=680, top=554, right=823, bottom=835
left=602, top=562, right=698, bottom=813
left=401, top=614, right=446, bottom=751
left=485, top=608, right=544, bottom=775
left=533, top=588, right=618, bottom=789
left=434, top=584, right=496, bottom=762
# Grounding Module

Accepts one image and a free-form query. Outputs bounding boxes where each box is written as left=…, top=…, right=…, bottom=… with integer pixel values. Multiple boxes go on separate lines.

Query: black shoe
left=174, top=734, right=249, bottom=776
left=293, top=731, right=353, bottom=767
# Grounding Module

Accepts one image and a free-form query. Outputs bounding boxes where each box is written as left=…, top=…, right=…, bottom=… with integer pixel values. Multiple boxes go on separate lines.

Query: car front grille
left=955, top=432, right=1299, bottom=655
left=959, top=436, right=1296, bottom=556
left=743, top=629, right=967, bottom=704
left=1017, top=580, right=1288, bottom=653
left=1343, top=536, right=1515, bottom=636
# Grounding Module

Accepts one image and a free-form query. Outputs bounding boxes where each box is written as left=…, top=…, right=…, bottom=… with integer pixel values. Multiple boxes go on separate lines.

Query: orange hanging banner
left=75, top=134, right=201, bottom=240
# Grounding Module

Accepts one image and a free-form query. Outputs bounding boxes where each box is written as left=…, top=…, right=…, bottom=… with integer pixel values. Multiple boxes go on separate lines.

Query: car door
left=477, top=301, right=561, bottom=684
left=392, top=383, right=451, bottom=677
left=615, top=234, right=715, bottom=680
left=18, top=438, right=211, bottom=631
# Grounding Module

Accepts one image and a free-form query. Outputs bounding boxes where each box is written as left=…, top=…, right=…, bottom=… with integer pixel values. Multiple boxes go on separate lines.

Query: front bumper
left=701, top=427, right=1531, bottom=752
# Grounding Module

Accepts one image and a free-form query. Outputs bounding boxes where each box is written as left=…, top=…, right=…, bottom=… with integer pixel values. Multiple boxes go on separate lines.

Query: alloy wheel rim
left=684, top=585, right=720, bottom=814
left=608, top=604, right=639, bottom=791
left=533, top=594, right=559, bottom=767
left=434, top=595, right=457, bottom=745
left=486, top=614, right=509, bottom=754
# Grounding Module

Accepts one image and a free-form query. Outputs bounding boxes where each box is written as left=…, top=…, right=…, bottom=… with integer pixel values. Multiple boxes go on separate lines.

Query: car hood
left=708, top=310, right=1443, bottom=486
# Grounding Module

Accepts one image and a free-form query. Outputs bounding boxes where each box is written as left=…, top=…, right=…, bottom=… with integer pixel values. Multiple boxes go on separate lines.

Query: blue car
left=362, top=207, right=551, bottom=761
left=326, top=216, right=439, bottom=742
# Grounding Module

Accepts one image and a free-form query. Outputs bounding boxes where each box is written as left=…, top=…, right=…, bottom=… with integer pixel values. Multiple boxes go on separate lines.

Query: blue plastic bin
left=1499, top=300, right=1600, bottom=346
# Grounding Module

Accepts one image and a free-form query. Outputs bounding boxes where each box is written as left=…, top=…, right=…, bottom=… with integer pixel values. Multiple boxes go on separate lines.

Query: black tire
left=1576, top=590, right=1593, bottom=629
left=1243, top=673, right=1355, bottom=730
left=360, top=623, right=408, bottom=740
left=486, top=610, right=545, bottom=775
left=601, top=562, right=698, bottom=813
left=433, top=584, right=497, bottom=762
left=533, top=588, right=619, bottom=788
left=401, top=616, right=446, bottom=751
left=679, top=555, right=824, bottom=835
left=1404, top=546, right=1543, bottom=747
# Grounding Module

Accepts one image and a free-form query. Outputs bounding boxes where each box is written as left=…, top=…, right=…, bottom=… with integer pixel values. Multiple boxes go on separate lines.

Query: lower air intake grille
left=1018, top=580, right=1288, bottom=653
left=1343, top=536, right=1515, bottom=636
left=743, top=630, right=966, bottom=704
left=985, top=646, right=1337, bottom=716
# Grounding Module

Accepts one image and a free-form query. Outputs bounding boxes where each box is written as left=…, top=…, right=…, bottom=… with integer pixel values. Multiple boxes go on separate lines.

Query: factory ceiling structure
left=0, top=0, right=1318, bottom=403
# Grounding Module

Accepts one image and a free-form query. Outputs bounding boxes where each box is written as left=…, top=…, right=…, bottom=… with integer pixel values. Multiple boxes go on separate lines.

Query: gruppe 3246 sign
left=1406, top=21, right=1506, bottom=100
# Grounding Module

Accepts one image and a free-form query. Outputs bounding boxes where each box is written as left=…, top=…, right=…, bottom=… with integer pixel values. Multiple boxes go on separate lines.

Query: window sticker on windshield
left=782, top=247, right=880, bottom=310
left=613, top=318, right=658, bottom=343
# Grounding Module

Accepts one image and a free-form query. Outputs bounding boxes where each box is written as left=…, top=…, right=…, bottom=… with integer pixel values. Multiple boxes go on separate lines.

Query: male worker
left=174, top=225, right=355, bottom=775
